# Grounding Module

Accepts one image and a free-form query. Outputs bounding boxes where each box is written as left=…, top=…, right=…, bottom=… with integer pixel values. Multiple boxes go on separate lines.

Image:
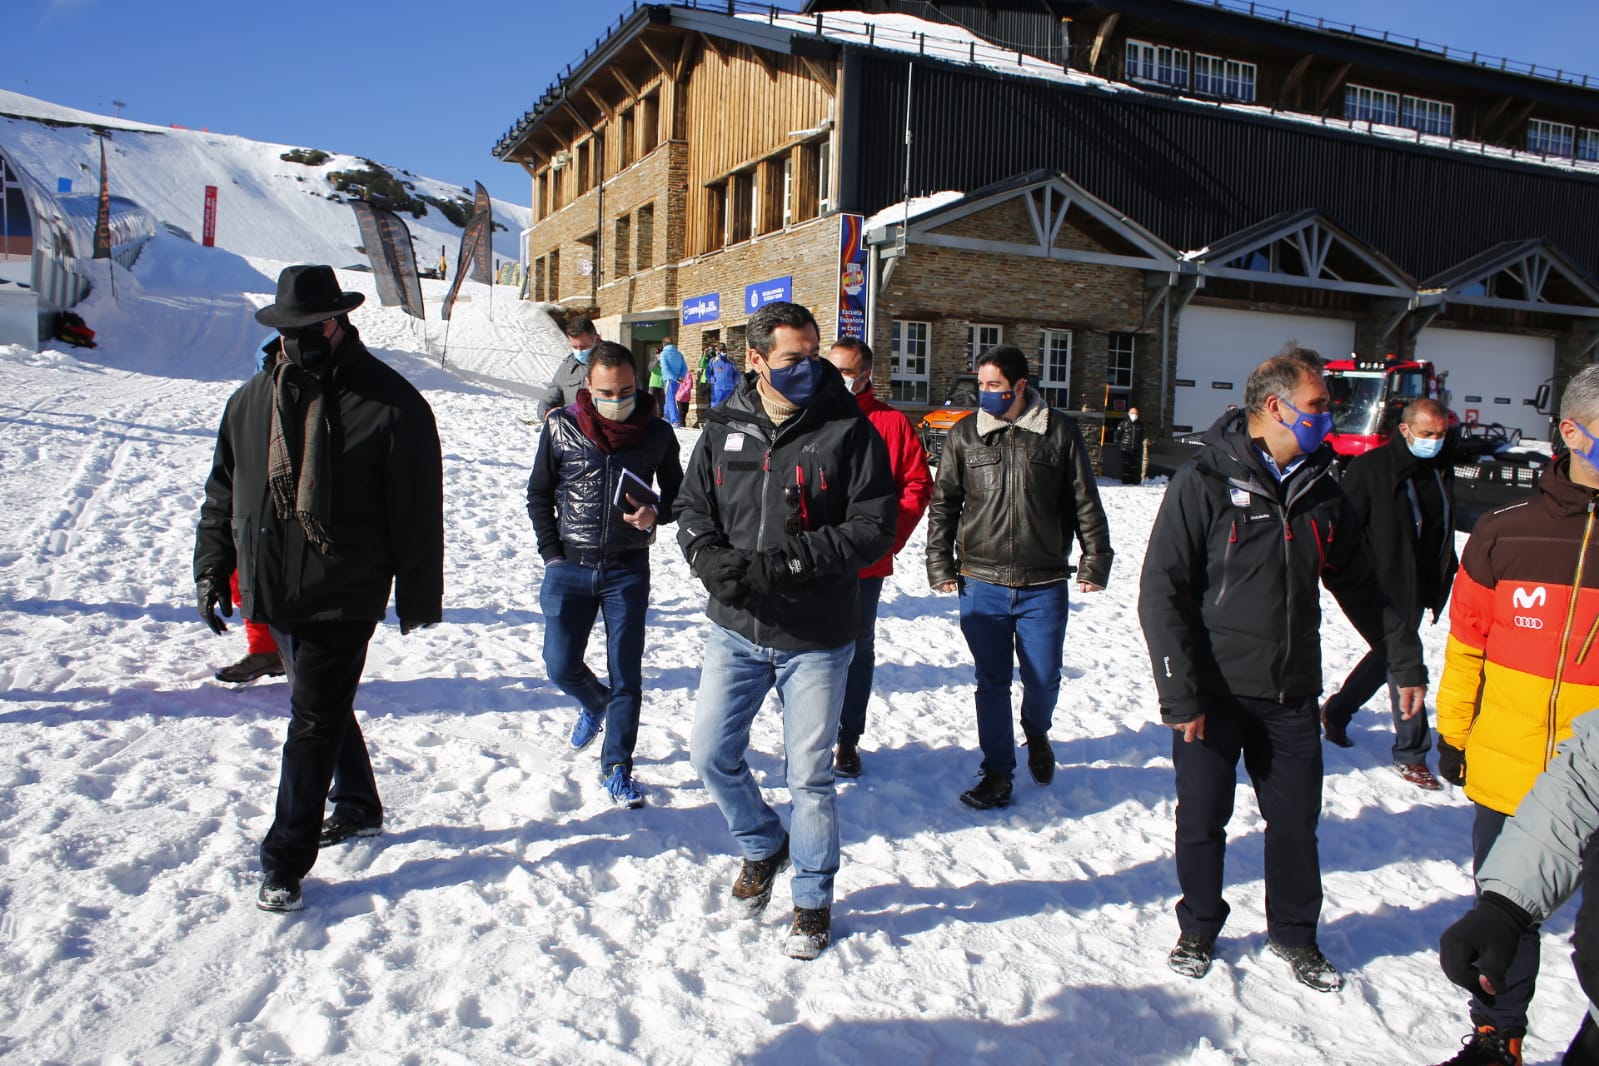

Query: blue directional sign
left=682, top=292, right=720, bottom=325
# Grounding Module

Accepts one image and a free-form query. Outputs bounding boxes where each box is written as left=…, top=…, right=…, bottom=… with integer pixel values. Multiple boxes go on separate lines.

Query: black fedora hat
left=255, top=265, right=364, bottom=328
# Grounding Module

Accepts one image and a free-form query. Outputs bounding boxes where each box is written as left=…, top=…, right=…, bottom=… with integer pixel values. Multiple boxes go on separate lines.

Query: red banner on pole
left=202, top=185, right=218, bottom=247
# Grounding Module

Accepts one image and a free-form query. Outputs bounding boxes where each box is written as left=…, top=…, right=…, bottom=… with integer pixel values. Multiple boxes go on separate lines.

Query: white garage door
left=1414, top=328, right=1555, bottom=443
left=1172, top=307, right=1356, bottom=434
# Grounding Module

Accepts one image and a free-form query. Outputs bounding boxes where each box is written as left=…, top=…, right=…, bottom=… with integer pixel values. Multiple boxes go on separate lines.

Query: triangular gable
left=1424, top=239, right=1599, bottom=317
left=1187, top=209, right=1416, bottom=298
left=874, top=169, right=1179, bottom=272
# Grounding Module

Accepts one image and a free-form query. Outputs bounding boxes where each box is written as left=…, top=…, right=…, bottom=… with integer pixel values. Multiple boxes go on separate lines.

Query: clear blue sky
left=8, top=0, right=1597, bottom=208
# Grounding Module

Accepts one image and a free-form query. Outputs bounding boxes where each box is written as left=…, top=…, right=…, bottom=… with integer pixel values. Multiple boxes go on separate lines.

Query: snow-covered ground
left=0, top=92, right=1590, bottom=1066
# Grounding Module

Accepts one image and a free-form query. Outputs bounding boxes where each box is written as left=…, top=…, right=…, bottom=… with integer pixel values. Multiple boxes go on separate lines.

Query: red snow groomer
left=1323, top=354, right=1451, bottom=460
left=55, top=311, right=97, bottom=349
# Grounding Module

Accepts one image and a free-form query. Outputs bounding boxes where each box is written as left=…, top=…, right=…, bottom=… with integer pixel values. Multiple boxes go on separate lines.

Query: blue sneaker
left=570, top=710, right=603, bottom=751
left=602, top=764, right=645, bottom=809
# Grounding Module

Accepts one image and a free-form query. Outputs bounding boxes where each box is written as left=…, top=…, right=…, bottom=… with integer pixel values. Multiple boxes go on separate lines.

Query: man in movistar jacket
left=1139, top=347, right=1426, bottom=994
left=1429, top=364, right=1599, bottom=1066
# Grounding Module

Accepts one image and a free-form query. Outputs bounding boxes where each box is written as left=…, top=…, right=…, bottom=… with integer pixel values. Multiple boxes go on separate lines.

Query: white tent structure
left=0, top=145, right=155, bottom=349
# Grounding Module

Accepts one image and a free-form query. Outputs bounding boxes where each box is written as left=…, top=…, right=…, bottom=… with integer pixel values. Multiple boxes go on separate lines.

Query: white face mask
left=593, top=394, right=636, bottom=422
left=1128, top=412, right=1139, bottom=422
left=840, top=372, right=870, bottom=395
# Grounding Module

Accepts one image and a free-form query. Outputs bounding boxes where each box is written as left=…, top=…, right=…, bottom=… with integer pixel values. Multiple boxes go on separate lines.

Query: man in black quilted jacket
left=527, top=341, right=682, bottom=809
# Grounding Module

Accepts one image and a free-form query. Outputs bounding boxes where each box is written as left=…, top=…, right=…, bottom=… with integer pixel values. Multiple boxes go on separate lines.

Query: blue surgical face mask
left=1570, top=421, right=1599, bottom=471
left=1276, top=395, right=1334, bottom=454
left=1406, top=433, right=1445, bottom=460
left=978, top=387, right=1017, bottom=417
left=766, top=357, right=821, bottom=407
left=572, top=347, right=592, bottom=365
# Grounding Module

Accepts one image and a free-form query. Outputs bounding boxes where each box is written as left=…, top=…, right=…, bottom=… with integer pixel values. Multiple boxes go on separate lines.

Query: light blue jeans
left=689, top=623, right=853, bottom=911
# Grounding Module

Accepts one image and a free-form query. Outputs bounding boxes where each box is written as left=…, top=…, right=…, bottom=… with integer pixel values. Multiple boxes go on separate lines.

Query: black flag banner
left=441, top=182, right=493, bottom=322
left=92, top=136, right=111, bottom=260
left=349, top=201, right=425, bottom=320
left=468, top=181, right=492, bottom=283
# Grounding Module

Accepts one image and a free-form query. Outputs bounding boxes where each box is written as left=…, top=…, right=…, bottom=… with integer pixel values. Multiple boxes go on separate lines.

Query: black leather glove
left=197, top=572, right=232, bottom=634
left=691, top=546, right=750, bottom=606
left=744, top=539, right=815, bottom=595
left=1439, top=892, right=1532, bottom=1003
left=1438, top=739, right=1466, bottom=786
left=400, top=620, right=437, bottom=636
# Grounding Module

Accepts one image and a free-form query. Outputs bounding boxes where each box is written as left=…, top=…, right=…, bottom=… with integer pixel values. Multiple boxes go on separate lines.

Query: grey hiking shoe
left=1270, top=941, right=1344, bottom=992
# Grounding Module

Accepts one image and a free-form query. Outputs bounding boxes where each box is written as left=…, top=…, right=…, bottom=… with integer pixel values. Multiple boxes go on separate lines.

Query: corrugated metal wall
left=848, top=53, right=1599, bottom=279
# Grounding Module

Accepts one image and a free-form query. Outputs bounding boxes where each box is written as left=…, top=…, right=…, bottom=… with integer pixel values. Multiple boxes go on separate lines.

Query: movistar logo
left=1512, top=586, right=1547, bottom=610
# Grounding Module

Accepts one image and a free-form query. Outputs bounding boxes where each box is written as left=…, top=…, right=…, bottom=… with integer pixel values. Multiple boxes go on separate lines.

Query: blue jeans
left=837, top=576, right=885, bottom=747
left=539, top=558, right=650, bottom=773
left=957, top=577, right=1069, bottom=777
left=689, top=623, right=853, bottom=911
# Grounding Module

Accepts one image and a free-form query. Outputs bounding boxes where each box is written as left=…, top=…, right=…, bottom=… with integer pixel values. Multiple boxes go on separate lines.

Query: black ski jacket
left=1137, top=410, right=1425, bottom=724
left=525, top=406, right=683, bottom=566
left=194, top=332, right=444, bottom=626
left=1338, top=429, right=1458, bottom=622
left=676, top=365, right=896, bottom=651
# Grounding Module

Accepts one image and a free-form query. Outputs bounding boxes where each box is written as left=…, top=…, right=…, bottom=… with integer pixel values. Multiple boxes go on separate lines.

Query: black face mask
left=280, top=324, right=333, bottom=369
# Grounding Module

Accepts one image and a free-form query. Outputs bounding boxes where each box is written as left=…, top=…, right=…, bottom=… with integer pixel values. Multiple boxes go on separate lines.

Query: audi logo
left=1514, top=616, right=1545, bottom=630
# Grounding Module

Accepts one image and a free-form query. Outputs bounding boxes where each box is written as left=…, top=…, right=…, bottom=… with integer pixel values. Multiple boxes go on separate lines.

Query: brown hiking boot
left=215, top=651, right=285, bottom=684
left=785, top=906, right=831, bottom=960
left=1396, top=762, right=1443, bottom=791
left=730, top=835, right=790, bottom=917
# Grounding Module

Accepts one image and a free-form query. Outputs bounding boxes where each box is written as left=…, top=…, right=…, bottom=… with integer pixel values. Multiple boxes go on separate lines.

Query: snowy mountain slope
left=0, top=92, right=1591, bottom=1066
left=0, top=88, right=530, bottom=269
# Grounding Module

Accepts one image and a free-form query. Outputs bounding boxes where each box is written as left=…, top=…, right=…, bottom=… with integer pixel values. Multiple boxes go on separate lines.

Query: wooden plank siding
left=682, top=40, right=835, bottom=256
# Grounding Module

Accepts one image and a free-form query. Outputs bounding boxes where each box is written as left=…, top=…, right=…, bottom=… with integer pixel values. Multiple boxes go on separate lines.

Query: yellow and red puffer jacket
left=1436, top=455, right=1599, bottom=814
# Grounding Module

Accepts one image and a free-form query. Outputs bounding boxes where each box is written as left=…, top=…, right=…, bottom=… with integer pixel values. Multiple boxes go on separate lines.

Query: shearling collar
left=976, top=388, right=1050, bottom=436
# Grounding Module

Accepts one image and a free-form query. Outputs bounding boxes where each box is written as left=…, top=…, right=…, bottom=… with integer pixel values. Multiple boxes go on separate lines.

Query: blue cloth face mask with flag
left=1276, top=394, right=1334, bottom=453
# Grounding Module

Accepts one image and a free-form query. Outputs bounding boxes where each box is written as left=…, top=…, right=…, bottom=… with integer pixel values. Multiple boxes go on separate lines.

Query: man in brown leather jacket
left=926, top=345, right=1113, bottom=810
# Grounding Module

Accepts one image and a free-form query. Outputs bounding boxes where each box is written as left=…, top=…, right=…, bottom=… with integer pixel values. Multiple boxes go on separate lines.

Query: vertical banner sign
left=92, top=137, right=112, bottom=260
left=837, top=213, right=867, bottom=340
left=202, top=185, right=218, bottom=248
left=442, top=182, right=494, bottom=321
left=349, top=201, right=425, bottom=320
left=469, top=182, right=493, bottom=284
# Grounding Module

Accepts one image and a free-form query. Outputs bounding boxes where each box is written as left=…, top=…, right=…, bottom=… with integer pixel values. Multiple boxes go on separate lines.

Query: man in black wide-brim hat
left=193, top=264, right=445, bottom=912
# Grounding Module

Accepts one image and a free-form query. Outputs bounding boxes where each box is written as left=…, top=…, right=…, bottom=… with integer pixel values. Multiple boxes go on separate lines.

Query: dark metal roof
left=842, top=49, right=1599, bottom=280
left=1423, top=238, right=1599, bottom=304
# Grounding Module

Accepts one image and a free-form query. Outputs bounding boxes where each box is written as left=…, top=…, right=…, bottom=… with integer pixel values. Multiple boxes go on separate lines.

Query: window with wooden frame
left=759, top=158, right=786, bottom=234
left=613, top=214, right=631, bottom=277
left=533, top=257, right=546, bottom=301
left=781, top=156, right=793, bottom=228
left=550, top=164, right=565, bottom=211
left=706, top=182, right=727, bottom=251
left=817, top=135, right=833, bottom=214
left=791, top=144, right=819, bottom=223
left=619, top=107, right=636, bottom=169
left=548, top=250, right=560, bottom=301
left=641, top=91, right=661, bottom=154
left=728, top=170, right=755, bottom=245
left=636, top=203, right=655, bottom=270
left=577, top=140, right=593, bottom=195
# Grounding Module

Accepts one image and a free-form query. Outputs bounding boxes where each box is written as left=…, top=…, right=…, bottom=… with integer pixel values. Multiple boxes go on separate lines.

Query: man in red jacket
left=826, top=337, right=933, bottom=777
